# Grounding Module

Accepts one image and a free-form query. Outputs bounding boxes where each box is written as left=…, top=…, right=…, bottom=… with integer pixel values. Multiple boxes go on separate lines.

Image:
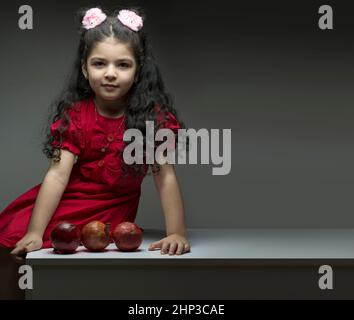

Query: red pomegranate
left=50, top=222, right=81, bottom=254
left=111, top=222, right=143, bottom=252
left=81, top=221, right=111, bottom=251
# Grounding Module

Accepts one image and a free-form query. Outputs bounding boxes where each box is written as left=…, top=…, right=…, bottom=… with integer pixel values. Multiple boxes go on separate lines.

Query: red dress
left=0, top=98, right=180, bottom=248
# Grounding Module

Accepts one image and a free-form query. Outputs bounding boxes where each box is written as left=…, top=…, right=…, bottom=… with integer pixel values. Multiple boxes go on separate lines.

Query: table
left=26, top=228, right=354, bottom=299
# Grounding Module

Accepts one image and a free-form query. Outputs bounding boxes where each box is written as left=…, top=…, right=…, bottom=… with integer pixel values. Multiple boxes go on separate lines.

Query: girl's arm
left=10, top=149, right=76, bottom=258
left=148, top=163, right=190, bottom=255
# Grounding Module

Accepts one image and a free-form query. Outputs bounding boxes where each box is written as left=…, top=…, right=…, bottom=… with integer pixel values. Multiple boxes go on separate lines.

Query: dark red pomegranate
left=81, top=221, right=111, bottom=251
left=50, top=222, right=81, bottom=254
left=111, top=222, right=143, bottom=252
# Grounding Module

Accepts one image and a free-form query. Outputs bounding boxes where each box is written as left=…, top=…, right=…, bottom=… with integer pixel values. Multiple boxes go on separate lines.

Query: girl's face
left=82, top=37, right=137, bottom=103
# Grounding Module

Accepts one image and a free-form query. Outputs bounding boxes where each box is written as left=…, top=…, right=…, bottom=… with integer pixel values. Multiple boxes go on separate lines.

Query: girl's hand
left=10, top=232, right=43, bottom=261
left=148, top=234, right=190, bottom=255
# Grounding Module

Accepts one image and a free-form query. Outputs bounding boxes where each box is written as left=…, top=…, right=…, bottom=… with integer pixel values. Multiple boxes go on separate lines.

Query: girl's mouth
left=102, top=84, right=119, bottom=91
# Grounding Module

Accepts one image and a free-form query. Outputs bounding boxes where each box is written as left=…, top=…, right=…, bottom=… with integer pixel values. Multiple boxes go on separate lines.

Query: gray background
left=0, top=0, right=353, bottom=228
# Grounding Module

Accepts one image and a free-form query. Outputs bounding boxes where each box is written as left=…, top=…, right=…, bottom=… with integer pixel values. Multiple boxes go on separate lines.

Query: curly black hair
left=42, top=6, right=188, bottom=178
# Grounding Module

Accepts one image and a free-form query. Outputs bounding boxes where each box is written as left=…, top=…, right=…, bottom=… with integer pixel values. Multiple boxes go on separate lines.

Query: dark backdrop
left=0, top=0, right=353, bottom=228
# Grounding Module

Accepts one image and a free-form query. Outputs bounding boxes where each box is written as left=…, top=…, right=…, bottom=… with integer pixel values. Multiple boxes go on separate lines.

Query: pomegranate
left=81, top=221, right=111, bottom=251
left=50, top=222, right=81, bottom=254
left=111, top=222, right=143, bottom=251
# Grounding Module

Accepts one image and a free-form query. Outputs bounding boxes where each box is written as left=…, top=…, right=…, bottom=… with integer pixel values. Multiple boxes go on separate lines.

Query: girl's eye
left=92, top=61, right=130, bottom=68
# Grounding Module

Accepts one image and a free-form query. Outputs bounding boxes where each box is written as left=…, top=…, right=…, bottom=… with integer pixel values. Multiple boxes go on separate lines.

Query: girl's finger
left=148, top=241, right=162, bottom=250
left=10, top=243, right=26, bottom=256
left=25, top=241, right=38, bottom=253
left=176, top=242, right=184, bottom=255
left=161, top=242, right=170, bottom=254
left=14, top=254, right=26, bottom=263
left=10, top=246, right=28, bottom=263
left=168, top=242, right=178, bottom=255
left=184, top=243, right=190, bottom=253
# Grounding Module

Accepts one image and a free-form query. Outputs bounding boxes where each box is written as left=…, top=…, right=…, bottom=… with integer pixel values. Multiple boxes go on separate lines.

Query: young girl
left=0, top=6, right=190, bottom=296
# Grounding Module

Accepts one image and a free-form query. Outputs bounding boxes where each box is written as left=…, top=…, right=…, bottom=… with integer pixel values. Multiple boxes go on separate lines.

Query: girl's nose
left=104, top=65, right=117, bottom=79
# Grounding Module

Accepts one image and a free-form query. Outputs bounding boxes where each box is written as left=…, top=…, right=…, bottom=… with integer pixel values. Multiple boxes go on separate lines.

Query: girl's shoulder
left=68, top=98, right=91, bottom=115
left=51, top=99, right=89, bottom=134
left=65, top=98, right=93, bottom=128
left=154, top=104, right=181, bottom=131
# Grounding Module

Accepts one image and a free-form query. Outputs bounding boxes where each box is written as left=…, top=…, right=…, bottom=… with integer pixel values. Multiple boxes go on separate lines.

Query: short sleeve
left=155, top=105, right=181, bottom=132
left=50, top=107, right=82, bottom=157
left=154, top=105, right=182, bottom=152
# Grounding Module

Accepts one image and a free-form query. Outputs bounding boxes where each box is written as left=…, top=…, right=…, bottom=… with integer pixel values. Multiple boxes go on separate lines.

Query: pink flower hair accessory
left=82, top=8, right=107, bottom=30
left=117, top=10, right=143, bottom=32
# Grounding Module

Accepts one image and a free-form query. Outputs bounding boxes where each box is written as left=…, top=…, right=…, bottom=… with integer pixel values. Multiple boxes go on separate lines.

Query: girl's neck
left=93, top=96, right=126, bottom=118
